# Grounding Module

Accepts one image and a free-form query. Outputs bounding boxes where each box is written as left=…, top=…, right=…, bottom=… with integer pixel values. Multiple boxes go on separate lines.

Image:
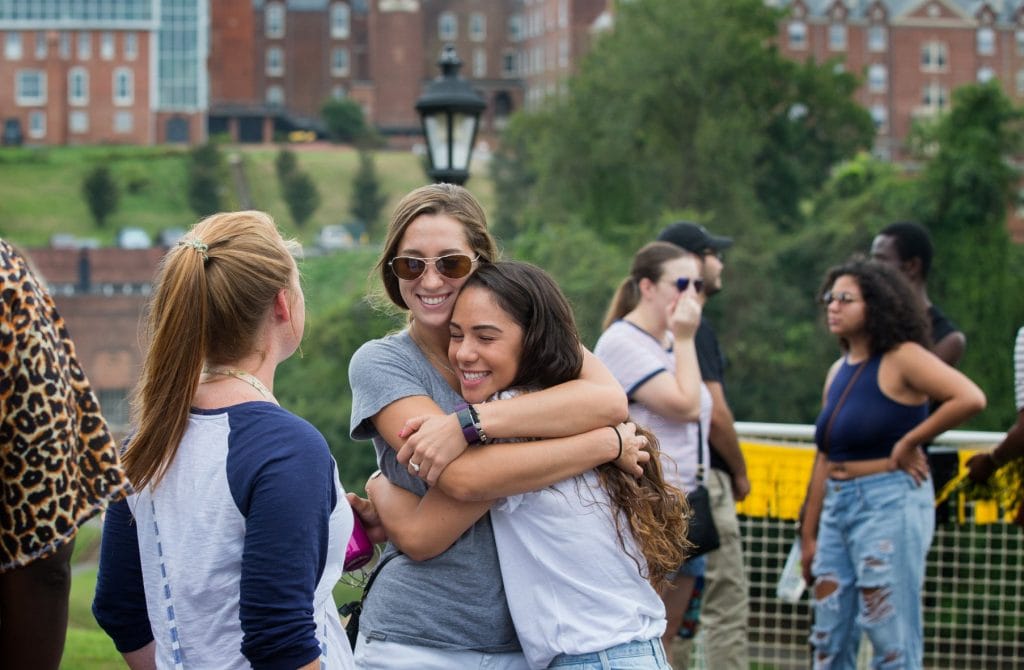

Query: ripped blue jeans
left=810, top=471, right=934, bottom=670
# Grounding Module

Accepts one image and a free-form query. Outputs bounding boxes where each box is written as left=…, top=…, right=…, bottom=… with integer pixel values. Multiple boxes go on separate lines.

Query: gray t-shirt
left=348, top=329, right=520, bottom=652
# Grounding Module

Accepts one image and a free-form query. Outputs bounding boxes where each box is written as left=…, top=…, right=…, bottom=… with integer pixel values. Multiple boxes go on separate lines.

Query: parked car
left=317, top=224, right=354, bottom=251
left=2, top=118, right=23, bottom=146
left=116, top=227, right=151, bottom=249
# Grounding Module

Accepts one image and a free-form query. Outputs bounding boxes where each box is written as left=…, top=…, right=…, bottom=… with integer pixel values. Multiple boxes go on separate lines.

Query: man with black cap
left=658, top=221, right=750, bottom=670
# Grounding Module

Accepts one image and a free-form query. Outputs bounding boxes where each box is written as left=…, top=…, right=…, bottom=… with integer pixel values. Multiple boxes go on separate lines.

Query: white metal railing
left=685, top=423, right=1022, bottom=670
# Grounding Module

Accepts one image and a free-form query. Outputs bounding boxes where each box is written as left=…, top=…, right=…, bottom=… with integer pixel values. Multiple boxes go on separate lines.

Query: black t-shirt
left=695, top=318, right=732, bottom=474
left=929, top=304, right=958, bottom=346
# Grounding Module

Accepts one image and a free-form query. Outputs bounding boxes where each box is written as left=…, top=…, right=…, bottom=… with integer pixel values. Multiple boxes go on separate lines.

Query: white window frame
left=977, top=27, right=995, bottom=56
left=69, top=110, right=89, bottom=134
left=870, top=104, right=887, bottom=132
left=469, top=13, right=486, bottom=41
left=114, top=111, right=133, bottom=134
left=59, top=32, right=70, bottom=59
left=788, top=22, right=807, bottom=50
left=922, top=81, right=948, bottom=112
left=472, top=47, right=486, bottom=77
left=28, top=110, right=45, bottom=139
left=266, top=3, right=285, bottom=39
left=266, top=46, right=284, bottom=76
left=828, top=24, right=847, bottom=51
left=69, top=67, right=89, bottom=106
left=101, top=32, right=115, bottom=60
left=6, top=32, right=23, bottom=60
left=868, top=64, right=887, bottom=93
left=77, top=32, right=91, bottom=60
left=978, top=66, right=995, bottom=83
left=507, top=14, right=522, bottom=42
left=439, top=12, right=457, bottom=40
left=921, top=41, right=947, bottom=72
left=266, top=85, right=284, bottom=106
left=113, top=67, right=133, bottom=106
left=1016, top=69, right=1024, bottom=95
left=15, top=69, right=46, bottom=105
left=34, top=31, right=47, bottom=59
left=331, top=3, right=350, bottom=39
left=330, top=47, right=349, bottom=76
left=502, top=50, right=516, bottom=77
left=124, top=33, right=138, bottom=60
left=868, top=25, right=886, bottom=52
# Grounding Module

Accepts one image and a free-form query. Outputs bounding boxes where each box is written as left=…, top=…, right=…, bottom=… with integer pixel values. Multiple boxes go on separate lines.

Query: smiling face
left=448, top=285, right=524, bottom=403
left=395, top=213, right=476, bottom=332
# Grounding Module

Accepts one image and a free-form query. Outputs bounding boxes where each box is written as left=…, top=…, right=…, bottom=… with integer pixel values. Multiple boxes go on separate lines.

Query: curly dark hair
left=818, top=257, right=931, bottom=354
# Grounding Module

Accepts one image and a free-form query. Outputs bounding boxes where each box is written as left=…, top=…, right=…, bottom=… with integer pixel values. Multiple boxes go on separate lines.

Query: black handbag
left=685, top=423, right=721, bottom=558
left=338, top=551, right=398, bottom=650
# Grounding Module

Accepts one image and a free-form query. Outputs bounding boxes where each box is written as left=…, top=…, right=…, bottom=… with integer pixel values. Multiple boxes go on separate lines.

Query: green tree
left=321, top=98, right=368, bottom=144
left=275, top=148, right=298, bottom=181
left=81, top=165, right=119, bottom=227
left=349, top=151, right=388, bottom=240
left=915, top=82, right=1024, bottom=429
left=494, top=0, right=872, bottom=248
left=282, top=171, right=321, bottom=228
left=187, top=142, right=224, bottom=217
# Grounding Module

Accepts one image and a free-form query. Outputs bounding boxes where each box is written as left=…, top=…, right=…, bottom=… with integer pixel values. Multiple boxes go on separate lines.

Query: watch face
left=379, top=0, right=419, bottom=12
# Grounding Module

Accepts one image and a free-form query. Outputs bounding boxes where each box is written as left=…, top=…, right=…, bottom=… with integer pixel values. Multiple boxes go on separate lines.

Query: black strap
left=696, top=421, right=706, bottom=485
left=338, top=549, right=399, bottom=617
left=822, top=360, right=868, bottom=455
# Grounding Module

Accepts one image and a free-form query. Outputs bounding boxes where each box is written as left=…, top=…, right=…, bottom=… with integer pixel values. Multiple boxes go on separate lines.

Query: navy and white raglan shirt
left=93, top=402, right=355, bottom=670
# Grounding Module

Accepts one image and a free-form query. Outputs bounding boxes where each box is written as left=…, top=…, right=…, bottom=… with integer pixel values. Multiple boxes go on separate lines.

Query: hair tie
left=178, top=238, right=209, bottom=262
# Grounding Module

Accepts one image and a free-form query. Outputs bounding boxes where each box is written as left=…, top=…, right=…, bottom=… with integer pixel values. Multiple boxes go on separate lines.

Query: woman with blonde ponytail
left=93, top=211, right=359, bottom=670
left=595, top=241, right=711, bottom=665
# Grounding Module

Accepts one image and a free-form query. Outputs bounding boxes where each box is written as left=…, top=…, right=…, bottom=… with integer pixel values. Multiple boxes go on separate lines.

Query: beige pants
left=671, top=469, right=750, bottom=670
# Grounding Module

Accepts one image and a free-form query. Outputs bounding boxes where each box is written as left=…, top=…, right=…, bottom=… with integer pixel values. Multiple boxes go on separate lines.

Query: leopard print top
left=0, top=239, right=130, bottom=571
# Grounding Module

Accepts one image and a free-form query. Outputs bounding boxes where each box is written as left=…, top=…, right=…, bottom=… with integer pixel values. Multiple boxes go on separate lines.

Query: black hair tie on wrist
left=609, top=425, right=623, bottom=461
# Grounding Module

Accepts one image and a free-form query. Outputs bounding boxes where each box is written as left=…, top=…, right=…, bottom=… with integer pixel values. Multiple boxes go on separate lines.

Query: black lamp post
left=415, top=45, right=486, bottom=185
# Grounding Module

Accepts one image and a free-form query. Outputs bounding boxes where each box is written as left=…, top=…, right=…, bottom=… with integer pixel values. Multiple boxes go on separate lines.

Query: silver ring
left=410, top=462, right=421, bottom=473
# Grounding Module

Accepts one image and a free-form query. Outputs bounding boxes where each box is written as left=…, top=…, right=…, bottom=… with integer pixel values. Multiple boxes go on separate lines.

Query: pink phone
left=344, top=515, right=374, bottom=571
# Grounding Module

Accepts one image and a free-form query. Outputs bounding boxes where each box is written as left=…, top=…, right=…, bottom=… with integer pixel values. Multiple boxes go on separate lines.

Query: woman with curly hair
left=800, top=258, right=986, bottom=670
left=367, top=261, right=686, bottom=670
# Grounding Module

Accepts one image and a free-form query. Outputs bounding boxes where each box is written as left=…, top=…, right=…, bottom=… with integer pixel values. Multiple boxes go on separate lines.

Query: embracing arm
left=366, top=473, right=491, bottom=561
left=437, top=423, right=647, bottom=501
left=475, top=348, right=628, bottom=438
left=393, top=349, right=628, bottom=484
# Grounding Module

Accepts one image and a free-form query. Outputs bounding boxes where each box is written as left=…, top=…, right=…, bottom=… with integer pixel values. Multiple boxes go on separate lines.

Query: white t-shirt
left=489, top=391, right=666, bottom=670
left=595, top=319, right=712, bottom=492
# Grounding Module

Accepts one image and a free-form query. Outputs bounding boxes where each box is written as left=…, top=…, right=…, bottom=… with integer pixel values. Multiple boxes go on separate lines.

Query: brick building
left=26, top=246, right=167, bottom=438
left=0, top=0, right=207, bottom=146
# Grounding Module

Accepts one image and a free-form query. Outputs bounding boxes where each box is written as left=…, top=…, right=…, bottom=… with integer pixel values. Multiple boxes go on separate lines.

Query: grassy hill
left=0, top=144, right=494, bottom=248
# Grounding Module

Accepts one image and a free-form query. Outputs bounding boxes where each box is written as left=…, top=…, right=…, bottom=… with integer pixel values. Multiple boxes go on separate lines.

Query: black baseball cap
left=657, top=221, right=733, bottom=255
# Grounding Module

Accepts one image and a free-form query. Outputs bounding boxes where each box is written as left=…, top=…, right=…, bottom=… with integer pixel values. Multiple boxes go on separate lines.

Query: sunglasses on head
left=389, top=254, right=479, bottom=280
left=675, top=277, right=705, bottom=294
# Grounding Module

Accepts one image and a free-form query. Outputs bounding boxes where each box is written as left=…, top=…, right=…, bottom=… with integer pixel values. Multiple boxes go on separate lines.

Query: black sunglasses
left=389, top=254, right=479, bottom=280
left=820, top=290, right=859, bottom=306
left=675, top=277, right=705, bottom=294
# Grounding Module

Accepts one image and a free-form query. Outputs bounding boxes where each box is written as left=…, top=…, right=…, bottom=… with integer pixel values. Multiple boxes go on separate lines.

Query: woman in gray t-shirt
left=348, top=184, right=643, bottom=669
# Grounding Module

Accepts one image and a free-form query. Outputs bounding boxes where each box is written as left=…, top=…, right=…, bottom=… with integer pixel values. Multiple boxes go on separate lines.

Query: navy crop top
left=814, top=355, right=928, bottom=462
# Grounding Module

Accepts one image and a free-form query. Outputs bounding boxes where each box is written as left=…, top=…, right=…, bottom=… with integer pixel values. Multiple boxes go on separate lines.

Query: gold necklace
left=408, top=327, right=457, bottom=377
left=202, top=367, right=274, bottom=399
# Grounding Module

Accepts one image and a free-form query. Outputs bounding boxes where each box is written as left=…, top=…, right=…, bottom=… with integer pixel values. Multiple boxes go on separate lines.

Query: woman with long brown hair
left=366, top=260, right=685, bottom=669
left=93, top=211, right=358, bottom=669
